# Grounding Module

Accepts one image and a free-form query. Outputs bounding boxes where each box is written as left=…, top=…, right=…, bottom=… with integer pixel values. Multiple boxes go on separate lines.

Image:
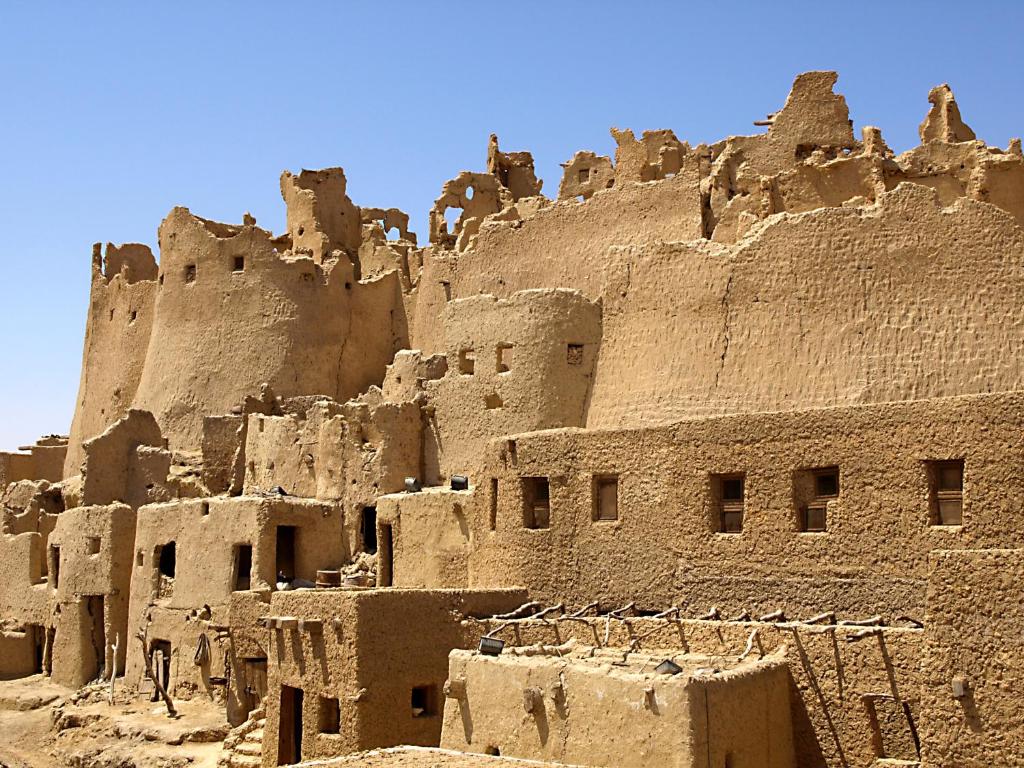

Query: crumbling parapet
left=429, top=171, right=512, bottom=249
left=611, top=127, right=688, bottom=183
left=280, top=167, right=362, bottom=261
left=919, top=83, right=977, bottom=144
left=558, top=150, right=614, bottom=200
left=487, top=134, right=543, bottom=201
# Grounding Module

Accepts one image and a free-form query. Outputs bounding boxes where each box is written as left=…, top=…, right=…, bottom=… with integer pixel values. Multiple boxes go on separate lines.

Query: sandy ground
left=0, top=676, right=228, bottom=768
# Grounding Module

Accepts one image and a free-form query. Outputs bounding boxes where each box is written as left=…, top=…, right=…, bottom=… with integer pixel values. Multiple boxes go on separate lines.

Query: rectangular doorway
left=150, top=639, right=171, bottom=700
left=28, top=624, right=44, bottom=673
left=243, top=658, right=267, bottom=716
left=276, top=526, right=296, bottom=582
left=278, top=685, right=304, bottom=765
left=85, top=596, right=106, bottom=681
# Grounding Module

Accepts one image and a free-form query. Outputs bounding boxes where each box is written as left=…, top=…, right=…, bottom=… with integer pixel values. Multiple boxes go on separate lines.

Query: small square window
left=522, top=477, right=550, bottom=529
left=803, top=505, right=827, bottom=533
left=567, top=344, right=584, bottom=365
left=814, top=469, right=839, bottom=498
left=318, top=696, right=340, bottom=734
left=712, top=474, right=745, bottom=533
left=496, top=343, right=513, bottom=373
left=593, top=475, right=618, bottom=522
left=458, top=348, right=475, bottom=375
left=578, top=168, right=590, bottom=183
left=927, top=459, right=963, bottom=526
left=411, top=685, right=436, bottom=717
left=87, top=537, right=101, bottom=555
left=796, top=467, right=839, bottom=532
left=233, top=256, right=245, bottom=272
left=184, top=264, right=196, bottom=283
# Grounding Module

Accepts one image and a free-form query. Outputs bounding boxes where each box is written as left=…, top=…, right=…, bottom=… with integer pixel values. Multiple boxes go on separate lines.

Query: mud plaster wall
left=0, top=531, right=49, bottom=624
left=400, top=392, right=1024, bottom=619
left=471, top=618, right=921, bottom=768
left=0, top=444, right=66, bottom=489
left=377, top=489, right=474, bottom=589
left=65, top=244, right=158, bottom=476
left=408, top=168, right=703, bottom=354
left=441, top=651, right=794, bottom=768
left=426, top=289, right=601, bottom=484
left=586, top=184, right=1024, bottom=429
left=242, top=399, right=420, bottom=506
left=261, top=589, right=526, bottom=764
left=48, top=503, right=136, bottom=687
left=918, top=548, right=1024, bottom=767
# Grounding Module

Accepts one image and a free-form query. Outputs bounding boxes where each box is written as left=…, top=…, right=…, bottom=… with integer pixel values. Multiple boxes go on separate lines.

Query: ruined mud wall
left=586, top=184, right=1024, bottom=428
left=130, top=208, right=402, bottom=451
left=409, top=171, right=702, bottom=352
left=65, top=244, right=158, bottom=476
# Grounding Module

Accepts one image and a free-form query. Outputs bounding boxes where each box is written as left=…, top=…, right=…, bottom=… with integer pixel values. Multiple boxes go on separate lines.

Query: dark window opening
left=815, top=469, right=839, bottom=498
left=489, top=478, right=498, bottom=531
left=158, top=542, right=176, bottom=578
left=522, top=477, right=550, bottom=529
left=233, top=545, right=253, bottom=591
left=411, top=685, right=436, bottom=717
left=578, top=168, right=590, bottom=183
left=129, top=310, right=137, bottom=324
left=184, top=264, right=196, bottom=283
left=87, top=536, right=101, bottom=555
left=927, top=459, right=964, bottom=526
left=567, top=343, right=584, bottom=365
left=458, top=348, right=475, bottom=375
left=361, top=507, right=378, bottom=554
left=484, top=392, right=503, bottom=409
left=233, top=256, right=245, bottom=272
left=593, top=475, right=619, bottom=522
left=318, top=696, right=340, bottom=734
left=713, top=474, right=745, bottom=533
left=485, top=747, right=501, bottom=756
left=136, top=550, right=144, bottom=567
left=201, top=501, right=210, bottom=516
left=276, top=526, right=296, bottom=584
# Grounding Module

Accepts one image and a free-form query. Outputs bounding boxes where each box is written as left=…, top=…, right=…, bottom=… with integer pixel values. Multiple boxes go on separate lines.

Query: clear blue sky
left=1, top=1, right=1022, bottom=449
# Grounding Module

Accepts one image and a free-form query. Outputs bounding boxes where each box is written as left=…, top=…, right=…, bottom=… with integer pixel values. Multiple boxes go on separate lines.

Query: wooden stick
left=136, top=629, right=176, bottom=717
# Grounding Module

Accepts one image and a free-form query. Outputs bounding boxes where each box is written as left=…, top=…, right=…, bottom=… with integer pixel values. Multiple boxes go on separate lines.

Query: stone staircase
left=219, top=707, right=266, bottom=768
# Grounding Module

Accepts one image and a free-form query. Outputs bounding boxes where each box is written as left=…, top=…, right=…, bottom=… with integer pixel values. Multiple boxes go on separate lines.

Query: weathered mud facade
left=2, top=71, right=1023, bottom=767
